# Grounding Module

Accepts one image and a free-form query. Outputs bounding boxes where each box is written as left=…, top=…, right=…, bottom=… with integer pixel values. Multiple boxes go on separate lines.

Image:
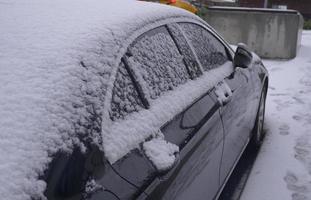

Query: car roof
left=0, top=0, right=200, bottom=199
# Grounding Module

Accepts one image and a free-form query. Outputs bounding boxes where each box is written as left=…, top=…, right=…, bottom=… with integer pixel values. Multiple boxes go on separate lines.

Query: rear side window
left=129, top=26, right=190, bottom=100
left=179, top=23, right=228, bottom=71
left=109, top=62, right=145, bottom=121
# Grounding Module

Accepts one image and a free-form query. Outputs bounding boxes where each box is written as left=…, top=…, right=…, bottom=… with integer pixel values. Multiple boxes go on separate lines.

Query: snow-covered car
left=0, top=0, right=268, bottom=200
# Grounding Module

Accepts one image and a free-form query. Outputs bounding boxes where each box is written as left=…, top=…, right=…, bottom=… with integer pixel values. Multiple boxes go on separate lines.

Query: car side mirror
left=233, top=43, right=253, bottom=68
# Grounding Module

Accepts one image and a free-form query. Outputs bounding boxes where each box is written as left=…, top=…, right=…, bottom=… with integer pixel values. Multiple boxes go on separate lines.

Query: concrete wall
left=202, top=7, right=304, bottom=59
left=268, top=0, right=311, bottom=19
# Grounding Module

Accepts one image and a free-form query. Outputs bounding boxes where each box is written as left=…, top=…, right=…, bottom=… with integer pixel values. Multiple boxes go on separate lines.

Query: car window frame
left=111, top=21, right=235, bottom=131
left=106, top=17, right=235, bottom=125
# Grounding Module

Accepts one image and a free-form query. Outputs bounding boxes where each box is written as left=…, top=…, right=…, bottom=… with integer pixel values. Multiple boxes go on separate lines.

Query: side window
left=129, top=26, right=190, bottom=100
left=179, top=23, right=229, bottom=71
left=166, top=23, right=203, bottom=79
left=109, top=62, right=145, bottom=121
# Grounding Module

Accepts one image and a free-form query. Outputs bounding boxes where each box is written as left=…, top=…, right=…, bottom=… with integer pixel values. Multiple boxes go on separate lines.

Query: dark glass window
left=129, top=26, right=190, bottom=100
left=109, top=62, right=145, bottom=121
left=179, top=23, right=229, bottom=71
left=166, top=23, right=203, bottom=79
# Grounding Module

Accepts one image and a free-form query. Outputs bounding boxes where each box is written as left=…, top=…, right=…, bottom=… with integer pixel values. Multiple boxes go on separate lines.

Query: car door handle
left=219, top=93, right=231, bottom=106
left=215, top=80, right=233, bottom=106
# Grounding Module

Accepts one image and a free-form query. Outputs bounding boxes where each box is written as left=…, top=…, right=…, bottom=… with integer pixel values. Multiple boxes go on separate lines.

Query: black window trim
left=121, top=54, right=150, bottom=109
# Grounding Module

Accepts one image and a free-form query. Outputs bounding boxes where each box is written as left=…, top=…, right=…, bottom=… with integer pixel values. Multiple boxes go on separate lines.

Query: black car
left=0, top=1, right=268, bottom=200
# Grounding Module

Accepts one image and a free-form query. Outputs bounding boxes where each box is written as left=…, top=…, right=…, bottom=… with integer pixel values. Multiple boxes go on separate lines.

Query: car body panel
left=217, top=68, right=254, bottom=184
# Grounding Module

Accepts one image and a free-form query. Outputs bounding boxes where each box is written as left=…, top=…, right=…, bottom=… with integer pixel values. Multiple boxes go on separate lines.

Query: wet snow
left=240, top=31, right=311, bottom=200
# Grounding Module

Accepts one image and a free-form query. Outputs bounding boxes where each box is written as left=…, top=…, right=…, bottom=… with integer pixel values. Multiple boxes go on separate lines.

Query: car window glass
left=179, top=23, right=229, bottom=71
left=129, top=26, right=190, bottom=100
left=109, top=61, right=145, bottom=121
left=166, top=23, right=203, bottom=79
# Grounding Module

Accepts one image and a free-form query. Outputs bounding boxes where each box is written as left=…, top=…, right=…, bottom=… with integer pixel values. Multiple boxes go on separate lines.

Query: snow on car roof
left=0, top=0, right=198, bottom=199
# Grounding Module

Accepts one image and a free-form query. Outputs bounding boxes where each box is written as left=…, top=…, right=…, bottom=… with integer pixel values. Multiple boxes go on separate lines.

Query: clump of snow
left=0, top=0, right=200, bottom=199
left=85, top=178, right=103, bottom=194
left=143, top=131, right=179, bottom=171
left=102, top=62, right=233, bottom=163
left=215, top=80, right=233, bottom=105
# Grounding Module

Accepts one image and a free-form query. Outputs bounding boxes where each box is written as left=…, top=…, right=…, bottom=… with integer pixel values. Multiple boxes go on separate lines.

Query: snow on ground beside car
left=240, top=31, right=311, bottom=200
left=0, top=1, right=201, bottom=199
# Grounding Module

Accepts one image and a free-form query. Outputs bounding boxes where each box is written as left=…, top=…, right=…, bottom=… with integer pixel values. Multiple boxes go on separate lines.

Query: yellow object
left=159, top=0, right=198, bottom=14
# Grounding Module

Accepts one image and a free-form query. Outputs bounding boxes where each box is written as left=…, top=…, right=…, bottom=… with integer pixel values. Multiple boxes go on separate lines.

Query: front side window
left=109, top=62, right=145, bottom=121
left=179, top=23, right=229, bottom=71
left=129, top=26, right=190, bottom=100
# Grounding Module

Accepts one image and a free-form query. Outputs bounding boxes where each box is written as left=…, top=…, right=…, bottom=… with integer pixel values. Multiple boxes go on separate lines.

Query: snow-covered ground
left=240, top=31, right=311, bottom=200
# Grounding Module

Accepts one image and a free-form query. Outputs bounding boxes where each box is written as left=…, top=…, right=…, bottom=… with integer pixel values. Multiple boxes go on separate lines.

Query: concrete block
left=202, top=7, right=304, bottom=59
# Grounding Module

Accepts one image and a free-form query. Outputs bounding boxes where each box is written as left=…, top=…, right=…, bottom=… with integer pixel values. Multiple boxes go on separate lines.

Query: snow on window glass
left=179, top=23, right=228, bottom=71
left=166, top=23, right=203, bottom=79
left=110, top=62, right=144, bottom=121
left=129, top=27, right=190, bottom=100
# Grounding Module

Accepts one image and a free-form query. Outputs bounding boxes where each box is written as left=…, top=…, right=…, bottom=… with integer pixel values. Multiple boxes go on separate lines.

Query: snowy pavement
left=240, top=31, right=311, bottom=200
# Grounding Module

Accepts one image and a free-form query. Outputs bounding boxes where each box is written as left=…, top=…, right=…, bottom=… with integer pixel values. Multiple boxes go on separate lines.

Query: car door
left=116, top=24, right=225, bottom=200
left=178, top=21, right=257, bottom=185
left=217, top=69, right=254, bottom=184
left=178, top=21, right=252, bottom=189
